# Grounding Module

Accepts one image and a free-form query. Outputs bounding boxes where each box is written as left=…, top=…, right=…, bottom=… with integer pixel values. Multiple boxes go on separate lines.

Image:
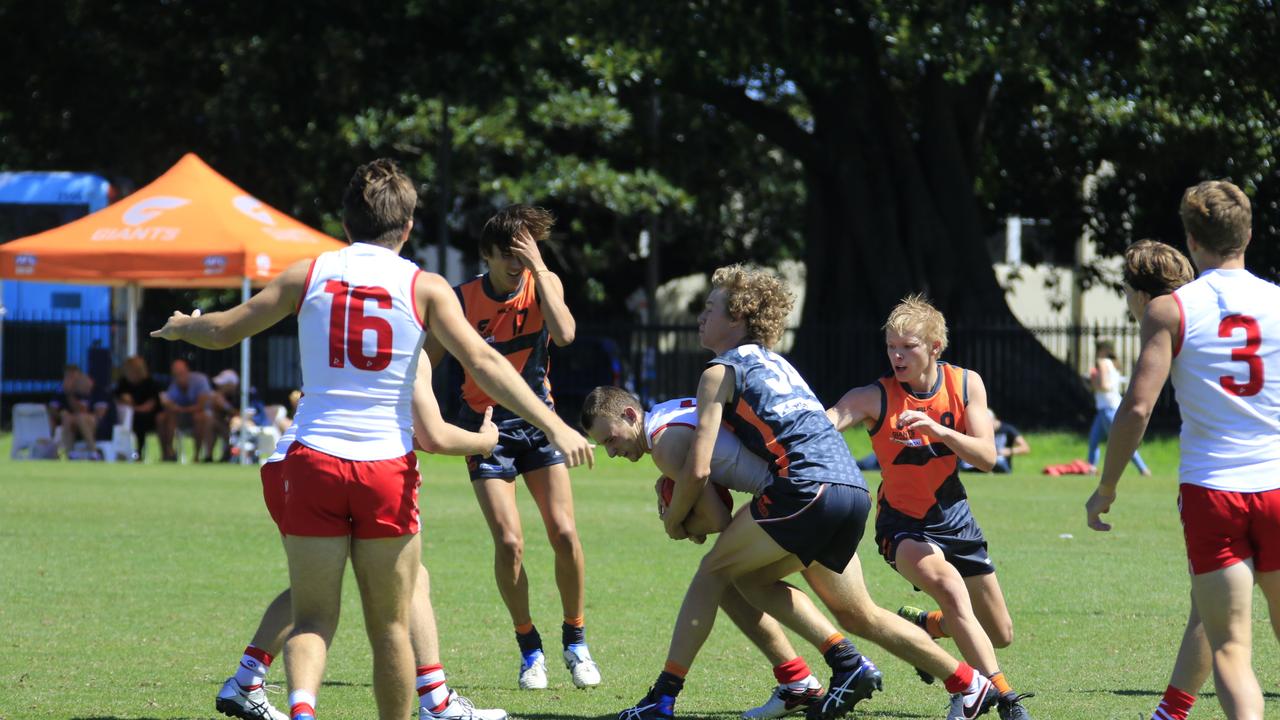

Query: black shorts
left=750, top=480, right=871, bottom=572
left=465, top=419, right=565, bottom=481
left=874, top=499, right=994, bottom=578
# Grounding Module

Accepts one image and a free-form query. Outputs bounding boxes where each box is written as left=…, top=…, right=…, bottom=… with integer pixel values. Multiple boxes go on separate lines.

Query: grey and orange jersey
left=709, top=344, right=864, bottom=489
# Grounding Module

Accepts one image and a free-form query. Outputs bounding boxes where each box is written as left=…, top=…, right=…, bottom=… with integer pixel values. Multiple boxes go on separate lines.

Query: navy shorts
left=465, top=418, right=565, bottom=481
left=874, top=499, right=994, bottom=578
left=750, top=480, right=871, bottom=572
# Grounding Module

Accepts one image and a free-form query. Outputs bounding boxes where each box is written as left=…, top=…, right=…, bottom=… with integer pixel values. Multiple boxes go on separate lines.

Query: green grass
left=0, top=432, right=1276, bottom=720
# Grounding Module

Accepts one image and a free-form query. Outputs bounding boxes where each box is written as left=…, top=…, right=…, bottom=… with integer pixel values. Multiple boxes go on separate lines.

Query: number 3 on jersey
left=325, top=280, right=394, bottom=371
left=1218, top=314, right=1263, bottom=397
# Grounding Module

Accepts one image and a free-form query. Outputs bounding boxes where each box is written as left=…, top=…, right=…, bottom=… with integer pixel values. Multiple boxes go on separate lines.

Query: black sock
left=654, top=670, right=685, bottom=698
left=562, top=622, right=586, bottom=648
left=515, top=625, right=543, bottom=656
left=823, top=638, right=864, bottom=672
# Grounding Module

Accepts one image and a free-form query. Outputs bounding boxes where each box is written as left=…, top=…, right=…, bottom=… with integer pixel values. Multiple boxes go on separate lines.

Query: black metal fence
left=2, top=313, right=1178, bottom=432
left=570, top=319, right=1179, bottom=433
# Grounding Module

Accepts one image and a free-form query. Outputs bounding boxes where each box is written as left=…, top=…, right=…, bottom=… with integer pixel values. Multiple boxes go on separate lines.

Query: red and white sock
left=943, top=663, right=979, bottom=695
left=288, top=689, right=316, bottom=720
left=233, top=645, right=273, bottom=690
left=773, top=657, right=817, bottom=690
left=1152, top=685, right=1195, bottom=720
left=417, top=664, right=451, bottom=713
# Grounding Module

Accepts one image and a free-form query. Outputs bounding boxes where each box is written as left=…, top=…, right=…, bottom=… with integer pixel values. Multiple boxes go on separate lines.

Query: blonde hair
left=1179, top=180, right=1251, bottom=257
left=710, top=264, right=794, bottom=349
left=1123, top=239, right=1195, bottom=297
left=883, top=293, right=948, bottom=353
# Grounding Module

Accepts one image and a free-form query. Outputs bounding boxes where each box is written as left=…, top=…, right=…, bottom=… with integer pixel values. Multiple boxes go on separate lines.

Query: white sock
left=232, top=646, right=272, bottom=689
left=288, top=689, right=317, bottom=719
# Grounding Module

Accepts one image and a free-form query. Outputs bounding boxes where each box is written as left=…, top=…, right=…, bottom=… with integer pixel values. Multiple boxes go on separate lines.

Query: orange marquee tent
left=0, top=152, right=344, bottom=289
left=0, top=154, right=348, bottom=461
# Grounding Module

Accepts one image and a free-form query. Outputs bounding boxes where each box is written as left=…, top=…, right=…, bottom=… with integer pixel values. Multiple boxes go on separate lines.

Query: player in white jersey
left=154, top=159, right=593, bottom=720
left=581, top=387, right=825, bottom=720
left=1086, top=181, right=1280, bottom=720
left=215, top=353, right=511, bottom=720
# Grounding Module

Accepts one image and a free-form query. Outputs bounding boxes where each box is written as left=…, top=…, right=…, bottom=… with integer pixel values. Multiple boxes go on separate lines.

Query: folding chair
left=11, top=403, right=55, bottom=460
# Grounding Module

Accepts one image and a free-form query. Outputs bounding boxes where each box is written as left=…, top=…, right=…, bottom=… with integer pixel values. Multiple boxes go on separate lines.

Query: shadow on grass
left=70, top=717, right=206, bottom=720
left=517, top=707, right=931, bottom=712
left=1087, top=688, right=1280, bottom=700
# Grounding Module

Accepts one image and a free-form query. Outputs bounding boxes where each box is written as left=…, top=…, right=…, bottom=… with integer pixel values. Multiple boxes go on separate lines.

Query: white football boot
left=421, top=690, right=508, bottom=720
left=742, top=675, right=823, bottom=719
left=563, top=645, right=602, bottom=688
left=518, top=652, right=549, bottom=690
left=215, top=677, right=288, bottom=720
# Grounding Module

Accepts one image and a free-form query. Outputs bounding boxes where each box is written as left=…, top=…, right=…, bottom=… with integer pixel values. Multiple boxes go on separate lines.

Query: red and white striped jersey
left=644, top=397, right=772, bottom=496
left=293, top=243, right=426, bottom=461
left=1172, top=268, right=1280, bottom=491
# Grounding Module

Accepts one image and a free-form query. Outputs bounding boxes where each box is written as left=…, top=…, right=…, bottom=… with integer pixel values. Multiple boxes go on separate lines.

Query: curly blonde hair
left=1180, top=180, right=1251, bottom=257
left=710, top=264, right=794, bottom=349
left=883, top=293, right=948, bottom=353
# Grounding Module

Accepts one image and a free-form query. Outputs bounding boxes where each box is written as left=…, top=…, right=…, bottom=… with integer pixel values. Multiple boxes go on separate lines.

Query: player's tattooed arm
left=150, top=259, right=309, bottom=349
left=668, top=364, right=733, bottom=539
left=825, top=384, right=881, bottom=431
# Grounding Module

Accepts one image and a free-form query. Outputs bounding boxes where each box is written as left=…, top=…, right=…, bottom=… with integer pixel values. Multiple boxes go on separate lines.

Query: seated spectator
left=49, top=365, right=116, bottom=460
left=960, top=409, right=1030, bottom=473
left=210, top=369, right=268, bottom=462
left=158, top=358, right=214, bottom=462
left=113, top=356, right=162, bottom=460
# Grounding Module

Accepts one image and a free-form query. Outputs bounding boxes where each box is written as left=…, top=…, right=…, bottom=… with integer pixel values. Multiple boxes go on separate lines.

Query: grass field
left=1, top=431, right=1277, bottom=720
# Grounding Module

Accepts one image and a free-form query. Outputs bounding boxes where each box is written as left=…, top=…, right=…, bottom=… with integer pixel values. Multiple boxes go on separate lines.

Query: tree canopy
left=4, top=0, right=1277, bottom=419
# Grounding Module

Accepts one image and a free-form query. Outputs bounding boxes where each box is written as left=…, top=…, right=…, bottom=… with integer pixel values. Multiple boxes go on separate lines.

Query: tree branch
left=671, top=79, right=818, bottom=165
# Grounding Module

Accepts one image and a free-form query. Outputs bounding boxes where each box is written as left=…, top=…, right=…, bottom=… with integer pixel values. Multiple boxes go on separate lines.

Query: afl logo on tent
left=15, top=254, right=37, bottom=275
left=203, top=255, right=228, bottom=275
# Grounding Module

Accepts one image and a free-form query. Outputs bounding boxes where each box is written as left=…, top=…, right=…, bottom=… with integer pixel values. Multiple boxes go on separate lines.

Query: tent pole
left=240, top=276, right=251, bottom=465
left=126, top=283, right=140, bottom=356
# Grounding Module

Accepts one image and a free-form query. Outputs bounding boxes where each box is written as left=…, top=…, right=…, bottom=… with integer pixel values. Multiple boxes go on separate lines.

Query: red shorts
left=1179, top=483, right=1280, bottom=574
left=261, top=460, right=286, bottom=533
left=281, top=442, right=421, bottom=539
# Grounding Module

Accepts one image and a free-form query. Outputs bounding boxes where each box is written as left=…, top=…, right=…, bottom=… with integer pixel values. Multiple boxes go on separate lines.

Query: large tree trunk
left=789, top=70, right=1092, bottom=426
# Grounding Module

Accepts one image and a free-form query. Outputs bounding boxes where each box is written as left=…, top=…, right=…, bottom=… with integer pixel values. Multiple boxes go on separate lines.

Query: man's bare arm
left=419, top=272, right=593, bottom=468
left=150, top=260, right=311, bottom=349
left=1087, top=294, right=1178, bottom=531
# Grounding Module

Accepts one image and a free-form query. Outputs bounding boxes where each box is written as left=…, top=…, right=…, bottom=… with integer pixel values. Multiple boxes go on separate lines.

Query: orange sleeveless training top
left=868, top=362, right=970, bottom=519
left=456, top=270, right=552, bottom=420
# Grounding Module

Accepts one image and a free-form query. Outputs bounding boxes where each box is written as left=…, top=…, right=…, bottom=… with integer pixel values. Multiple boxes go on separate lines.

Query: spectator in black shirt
left=114, top=356, right=162, bottom=460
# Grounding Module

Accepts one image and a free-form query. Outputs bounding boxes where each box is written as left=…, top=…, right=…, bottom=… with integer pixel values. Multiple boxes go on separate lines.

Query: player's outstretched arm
left=825, top=384, right=881, bottom=431
left=149, top=259, right=310, bottom=349
left=1087, top=294, right=1178, bottom=531
left=900, top=371, right=998, bottom=471
left=667, top=364, right=733, bottom=539
left=512, top=228, right=576, bottom=347
left=418, top=272, right=594, bottom=468
left=411, top=349, right=498, bottom=457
